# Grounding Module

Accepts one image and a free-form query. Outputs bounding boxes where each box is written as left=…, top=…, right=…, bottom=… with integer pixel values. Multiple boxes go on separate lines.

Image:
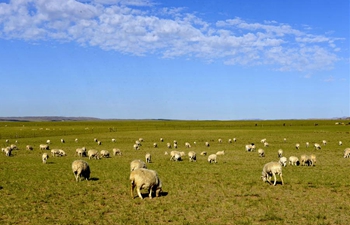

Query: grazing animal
left=261, top=162, right=284, bottom=186
left=39, top=144, right=49, bottom=150
left=72, top=160, right=90, bottom=182
left=130, top=168, right=162, bottom=199
left=42, top=153, right=49, bottom=164
left=145, top=153, right=151, bottom=163
left=289, top=156, right=300, bottom=166
left=113, top=148, right=122, bottom=156
left=278, top=149, right=283, bottom=158
left=188, top=151, right=196, bottom=162
left=87, top=150, right=100, bottom=160
left=208, top=154, right=217, bottom=163
left=258, top=149, right=265, bottom=157
left=200, top=151, right=207, bottom=156
left=279, top=157, right=287, bottom=167
left=130, top=159, right=147, bottom=171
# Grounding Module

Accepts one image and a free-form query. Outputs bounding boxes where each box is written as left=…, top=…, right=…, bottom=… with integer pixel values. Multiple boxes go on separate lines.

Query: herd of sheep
left=1, top=135, right=348, bottom=198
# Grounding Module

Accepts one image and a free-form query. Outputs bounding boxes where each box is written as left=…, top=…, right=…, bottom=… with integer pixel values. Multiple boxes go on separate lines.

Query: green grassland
left=0, top=120, right=349, bottom=224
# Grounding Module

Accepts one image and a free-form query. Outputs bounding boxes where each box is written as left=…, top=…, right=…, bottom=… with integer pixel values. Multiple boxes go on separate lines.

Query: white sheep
left=51, top=149, right=61, bottom=157
left=233, top=138, right=237, bottom=142
left=4, top=147, right=12, bottom=156
left=130, top=159, right=147, bottom=171
left=133, top=144, right=140, bottom=150
left=112, top=138, right=116, bottom=142
left=61, top=139, right=65, bottom=143
left=76, top=147, right=86, bottom=157
left=26, top=145, right=33, bottom=150
left=75, top=138, right=78, bottom=143
left=200, top=151, right=207, bottom=156
left=153, top=143, right=158, bottom=148
left=278, top=149, right=283, bottom=158
left=258, top=149, right=265, bottom=157
left=279, top=157, right=287, bottom=167
left=218, top=138, right=222, bottom=143
left=185, top=142, right=191, bottom=148
left=145, top=153, right=151, bottom=163
left=314, top=143, right=321, bottom=150
left=338, top=141, right=342, bottom=146
left=261, top=138, right=267, bottom=143
left=139, top=138, right=144, bottom=142
left=306, top=142, right=310, bottom=148
left=42, top=153, right=49, bottom=164
left=300, top=154, right=313, bottom=166
left=130, top=168, right=162, bottom=199
left=208, top=154, right=217, bottom=163
left=343, top=148, right=350, bottom=158
left=310, top=154, right=316, bottom=166
left=216, top=150, right=225, bottom=156
left=97, top=141, right=102, bottom=145
left=263, top=142, right=269, bottom=147
left=228, top=139, right=232, bottom=143
left=10, top=144, right=17, bottom=150
left=205, top=142, right=210, bottom=147
left=322, top=140, right=327, bottom=145
left=46, top=140, right=51, bottom=144
left=261, top=161, right=284, bottom=186
left=295, top=143, right=300, bottom=150
left=188, top=151, right=196, bottom=162
left=170, top=151, right=182, bottom=161
left=39, top=144, right=49, bottom=150
left=87, top=149, right=100, bottom=160
left=164, top=151, right=168, bottom=155
left=72, top=160, right=90, bottom=182
left=288, top=156, right=300, bottom=166
left=245, top=144, right=255, bottom=152
left=160, top=138, right=164, bottom=142
left=173, top=143, right=178, bottom=149
left=100, top=150, right=110, bottom=158
left=113, top=148, right=122, bottom=156
left=166, top=143, right=172, bottom=149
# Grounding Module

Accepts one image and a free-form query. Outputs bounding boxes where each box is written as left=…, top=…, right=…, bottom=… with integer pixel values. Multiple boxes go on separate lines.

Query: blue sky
left=0, top=0, right=349, bottom=120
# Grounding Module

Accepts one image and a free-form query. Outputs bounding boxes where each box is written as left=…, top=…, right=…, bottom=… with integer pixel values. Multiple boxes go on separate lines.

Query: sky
left=0, top=0, right=349, bottom=120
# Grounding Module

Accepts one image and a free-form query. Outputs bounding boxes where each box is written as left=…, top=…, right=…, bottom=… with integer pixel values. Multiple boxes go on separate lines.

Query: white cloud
left=0, top=0, right=344, bottom=72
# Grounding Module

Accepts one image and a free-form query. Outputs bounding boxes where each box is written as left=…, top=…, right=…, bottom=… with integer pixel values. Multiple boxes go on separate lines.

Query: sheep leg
left=137, top=187, right=143, bottom=199
left=148, top=187, right=153, bottom=199
left=273, top=174, right=277, bottom=186
left=280, top=174, right=284, bottom=185
left=130, top=183, right=135, bottom=198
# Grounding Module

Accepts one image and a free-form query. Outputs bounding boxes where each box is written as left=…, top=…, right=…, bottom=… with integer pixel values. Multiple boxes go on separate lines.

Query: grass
left=0, top=119, right=349, bottom=224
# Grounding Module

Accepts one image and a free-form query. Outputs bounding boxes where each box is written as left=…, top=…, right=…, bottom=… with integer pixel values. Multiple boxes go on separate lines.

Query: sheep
left=160, top=138, right=164, bottom=142
left=339, top=141, right=342, bottom=146
left=5, top=139, right=9, bottom=143
left=61, top=139, right=65, bottom=143
left=218, top=138, right=222, bottom=143
left=135, top=140, right=141, bottom=146
left=51, top=149, right=61, bottom=157
left=97, top=141, right=102, bottom=145
left=130, top=168, right=162, bottom=199
left=185, top=142, right=191, bottom=148
left=130, top=159, right=147, bottom=171
left=208, top=154, right=217, bottom=163
left=173, top=143, right=178, bottom=149
left=75, top=138, right=78, bottom=143
left=76, top=147, right=86, bottom=157
left=278, top=149, right=283, bottom=158
left=4, top=147, right=12, bottom=156
left=87, top=150, right=100, bottom=160
left=153, top=143, right=158, bottom=148
left=310, top=154, right=316, bottom=166
left=170, top=151, right=182, bottom=161
left=112, top=138, right=116, bottom=142
left=46, top=140, right=51, bottom=144
left=289, top=156, right=300, bottom=166
left=233, top=138, right=237, bottom=142
left=258, top=149, right=265, bottom=157
left=283, top=138, right=287, bottom=142
left=166, top=143, right=172, bottom=149
left=42, top=153, right=49, bottom=164
left=145, top=153, right=151, bottom=163
left=10, top=144, right=17, bottom=150
left=228, top=139, right=232, bottom=143
left=58, top=149, right=66, bottom=156
left=261, top=138, right=267, bottom=143
left=216, top=150, right=225, bottom=156
left=100, top=150, right=110, bottom=158
left=205, top=142, right=210, bottom=147
left=139, top=138, right=144, bottom=142
left=133, top=144, right=140, bottom=150
left=72, top=160, right=90, bottom=182
left=94, top=138, right=98, bottom=142
left=279, top=157, right=287, bottom=167
left=306, top=142, right=310, bottom=148
left=188, top=151, right=196, bottom=162
left=164, top=151, right=168, bottom=155
left=173, top=140, right=177, bottom=145
left=261, top=161, right=284, bottom=186
left=113, top=148, right=122, bottom=156
left=295, top=143, right=300, bottom=150
left=314, top=143, right=321, bottom=150
left=300, top=154, right=313, bottom=166
left=26, top=145, right=33, bottom=150
left=343, top=148, right=350, bottom=158
left=245, top=143, right=255, bottom=152
left=200, top=151, right=207, bottom=156
left=39, top=144, right=49, bottom=150
left=263, top=142, right=269, bottom=147
left=322, top=140, right=327, bottom=145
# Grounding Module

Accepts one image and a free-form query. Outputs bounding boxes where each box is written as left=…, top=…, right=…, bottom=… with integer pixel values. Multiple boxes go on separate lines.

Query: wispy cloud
left=0, top=0, right=344, bottom=71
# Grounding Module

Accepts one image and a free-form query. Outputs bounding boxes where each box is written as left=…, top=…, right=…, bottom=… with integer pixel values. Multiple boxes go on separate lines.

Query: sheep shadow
left=0, top=186, right=3, bottom=190
left=89, top=177, right=99, bottom=181
left=46, top=162, right=55, bottom=164
left=137, top=191, right=168, bottom=199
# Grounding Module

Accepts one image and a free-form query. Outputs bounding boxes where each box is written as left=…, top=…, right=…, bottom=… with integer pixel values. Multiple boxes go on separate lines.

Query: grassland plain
left=0, top=119, right=349, bottom=224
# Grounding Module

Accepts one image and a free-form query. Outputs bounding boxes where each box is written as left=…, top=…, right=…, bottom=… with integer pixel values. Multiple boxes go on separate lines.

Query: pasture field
left=0, top=119, right=349, bottom=224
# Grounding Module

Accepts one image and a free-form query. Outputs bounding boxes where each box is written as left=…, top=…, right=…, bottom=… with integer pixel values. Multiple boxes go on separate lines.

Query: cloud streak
left=0, top=0, right=344, bottom=71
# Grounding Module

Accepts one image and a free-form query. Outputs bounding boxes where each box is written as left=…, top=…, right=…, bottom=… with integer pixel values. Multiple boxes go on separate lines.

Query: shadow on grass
left=0, top=186, right=3, bottom=190
left=46, top=162, right=55, bottom=164
left=89, top=177, right=99, bottom=181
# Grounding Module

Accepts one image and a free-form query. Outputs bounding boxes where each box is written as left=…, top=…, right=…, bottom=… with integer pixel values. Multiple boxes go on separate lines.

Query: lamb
left=278, top=149, right=283, bottom=158
left=208, top=154, right=217, bottom=163
left=145, top=153, right=151, bottom=163
left=279, top=157, right=287, bottom=167
left=130, top=168, right=162, bottom=199
left=261, top=162, right=284, bottom=186
left=42, top=153, right=49, bottom=164
left=344, top=148, right=350, bottom=158
left=288, top=156, right=300, bottom=166
left=258, top=149, right=265, bottom=157
left=130, top=159, right=147, bottom=171
left=26, top=145, right=33, bottom=150
left=72, top=160, right=90, bottom=182
left=39, top=144, right=49, bottom=150
left=113, top=148, right=122, bottom=156
left=87, top=149, right=100, bottom=160
left=295, top=143, right=300, bottom=150
left=216, top=150, right=225, bottom=156
left=188, top=151, right=196, bottom=162
left=314, top=143, right=321, bottom=150
left=100, top=150, right=110, bottom=158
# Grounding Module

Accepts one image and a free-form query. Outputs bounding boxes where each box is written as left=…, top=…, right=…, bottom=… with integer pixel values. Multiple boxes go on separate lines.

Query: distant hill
left=0, top=116, right=101, bottom=122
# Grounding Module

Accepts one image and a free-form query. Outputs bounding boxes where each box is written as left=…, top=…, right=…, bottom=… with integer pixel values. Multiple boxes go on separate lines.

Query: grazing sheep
left=39, top=144, right=49, bottom=150
left=87, top=150, right=100, bottom=160
left=233, top=138, right=237, bottom=142
left=278, top=149, right=283, bottom=158
left=164, top=151, right=168, bottom=155
left=322, top=140, right=327, bottom=145
left=228, top=139, right=232, bottom=143
left=100, top=150, right=110, bottom=158
left=306, top=142, right=310, bottom=148
left=46, top=140, right=51, bottom=144
left=130, top=168, right=162, bottom=199
left=145, top=153, right=151, bottom=163
left=200, top=151, right=207, bottom=156
left=58, top=149, right=66, bottom=156
left=113, top=148, right=122, bottom=156
left=170, top=151, right=182, bottom=161
left=94, top=138, right=98, bottom=142
left=283, top=138, right=287, bottom=142
left=185, top=142, right=191, bottom=148
left=61, top=139, right=65, bottom=143
left=314, top=143, right=321, bottom=150
left=97, top=141, right=102, bottom=145
left=112, top=138, right=116, bottom=142
left=208, top=154, right=217, bottom=163
left=216, top=150, right=225, bottom=156
left=218, top=138, right=222, bottom=143
left=76, top=147, right=87, bottom=157
left=130, top=159, right=147, bottom=171
left=261, top=138, right=267, bottom=143
left=343, top=148, right=350, bottom=158
left=51, top=149, right=61, bottom=157
left=10, top=144, right=17, bottom=150
left=160, top=138, right=164, bottom=142
left=205, top=142, right=210, bottom=147
left=300, top=154, right=313, bottom=166
left=75, top=138, right=78, bottom=143
left=245, top=143, right=255, bottom=152
left=258, top=149, right=265, bottom=157
left=72, top=160, right=90, bottom=182
left=339, top=141, right=342, bottom=146
left=5, top=139, right=9, bottom=143
left=173, top=143, right=178, bottom=149
left=133, top=144, right=140, bottom=150
left=42, top=153, right=49, bottom=164
left=135, top=140, right=141, bottom=146
left=26, top=145, right=33, bottom=150
left=295, top=143, right=300, bottom=150
left=289, top=156, right=300, bottom=166
left=263, top=142, right=269, bottom=147
left=188, top=151, right=196, bottom=162
left=261, top=162, right=284, bottom=186
left=153, top=143, right=158, bottom=148
left=310, top=154, right=316, bottom=166
left=279, top=157, right=287, bottom=167
left=139, top=138, right=144, bottom=142
left=4, top=147, right=12, bottom=156
left=166, top=143, right=172, bottom=149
